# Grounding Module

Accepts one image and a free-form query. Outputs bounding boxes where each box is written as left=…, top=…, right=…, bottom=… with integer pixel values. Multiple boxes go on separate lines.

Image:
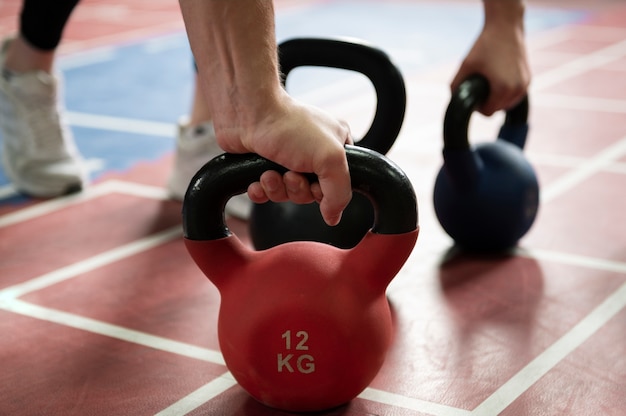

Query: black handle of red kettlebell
left=183, top=145, right=418, bottom=241
left=278, top=38, right=406, bottom=155
left=443, top=75, right=529, bottom=151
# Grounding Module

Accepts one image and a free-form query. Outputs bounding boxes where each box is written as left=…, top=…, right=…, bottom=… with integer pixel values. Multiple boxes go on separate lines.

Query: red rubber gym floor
left=1, top=1, right=625, bottom=415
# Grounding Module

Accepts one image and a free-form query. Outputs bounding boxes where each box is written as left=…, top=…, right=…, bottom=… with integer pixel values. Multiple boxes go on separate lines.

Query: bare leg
left=3, top=35, right=54, bottom=73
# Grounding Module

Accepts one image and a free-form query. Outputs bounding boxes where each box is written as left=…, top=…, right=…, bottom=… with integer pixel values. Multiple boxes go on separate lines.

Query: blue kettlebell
left=433, top=75, right=539, bottom=252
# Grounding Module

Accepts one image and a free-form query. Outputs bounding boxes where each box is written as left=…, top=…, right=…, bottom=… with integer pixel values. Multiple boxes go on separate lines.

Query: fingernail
left=325, top=212, right=342, bottom=227
left=286, top=182, right=301, bottom=194
left=265, top=177, right=280, bottom=192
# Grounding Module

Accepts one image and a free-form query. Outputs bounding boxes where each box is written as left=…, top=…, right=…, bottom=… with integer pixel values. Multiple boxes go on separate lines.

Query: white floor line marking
left=0, top=183, right=17, bottom=199
left=154, top=372, right=237, bottom=416
left=470, top=282, right=626, bottom=416
left=528, top=25, right=626, bottom=51
left=52, top=89, right=626, bottom=142
left=531, top=38, right=626, bottom=91
left=65, top=111, right=175, bottom=137
left=72, top=4, right=132, bottom=23
left=536, top=93, right=626, bottom=113
left=0, top=181, right=116, bottom=229
left=605, top=162, right=626, bottom=175
left=0, top=241, right=622, bottom=414
left=528, top=27, right=571, bottom=50
left=0, top=23, right=623, bottom=416
left=0, top=299, right=225, bottom=366
left=358, top=388, right=472, bottom=416
left=58, top=46, right=118, bottom=70
left=527, top=153, right=586, bottom=169
left=519, top=248, right=626, bottom=274
left=106, top=180, right=172, bottom=200
left=57, top=30, right=187, bottom=69
left=84, top=157, right=107, bottom=174
left=285, top=71, right=372, bottom=110
left=0, top=225, right=181, bottom=300
left=142, top=33, right=188, bottom=54
left=562, top=25, right=626, bottom=41
left=57, top=20, right=185, bottom=56
left=0, top=180, right=170, bottom=229
left=540, top=135, right=626, bottom=203
left=49, top=33, right=626, bottom=145
left=155, top=378, right=474, bottom=416
left=519, top=153, right=626, bottom=174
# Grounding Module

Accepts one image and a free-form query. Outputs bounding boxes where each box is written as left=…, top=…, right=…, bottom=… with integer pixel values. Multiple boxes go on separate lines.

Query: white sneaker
left=0, top=37, right=88, bottom=197
left=167, top=118, right=252, bottom=220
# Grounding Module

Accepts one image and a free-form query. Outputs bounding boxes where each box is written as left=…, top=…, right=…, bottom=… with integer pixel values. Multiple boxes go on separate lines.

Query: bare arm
left=179, top=0, right=352, bottom=226
left=451, top=0, right=530, bottom=115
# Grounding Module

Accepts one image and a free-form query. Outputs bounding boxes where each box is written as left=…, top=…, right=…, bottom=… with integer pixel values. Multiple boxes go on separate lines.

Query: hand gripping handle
left=443, top=75, right=529, bottom=151
left=183, top=145, right=418, bottom=241
left=279, top=37, right=406, bottom=154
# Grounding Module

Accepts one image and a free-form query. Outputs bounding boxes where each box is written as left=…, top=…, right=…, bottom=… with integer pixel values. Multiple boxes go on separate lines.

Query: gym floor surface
left=1, top=0, right=625, bottom=414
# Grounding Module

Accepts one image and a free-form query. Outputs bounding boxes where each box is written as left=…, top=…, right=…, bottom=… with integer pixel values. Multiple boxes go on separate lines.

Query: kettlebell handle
left=279, top=38, right=406, bottom=155
left=183, top=145, right=418, bottom=241
left=443, top=75, right=529, bottom=151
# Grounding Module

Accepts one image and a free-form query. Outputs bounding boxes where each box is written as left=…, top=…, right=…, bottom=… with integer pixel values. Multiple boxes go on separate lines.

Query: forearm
left=178, top=0, right=283, bottom=134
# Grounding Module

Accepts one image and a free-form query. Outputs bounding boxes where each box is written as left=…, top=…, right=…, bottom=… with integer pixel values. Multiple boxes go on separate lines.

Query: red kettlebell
left=183, top=145, right=419, bottom=412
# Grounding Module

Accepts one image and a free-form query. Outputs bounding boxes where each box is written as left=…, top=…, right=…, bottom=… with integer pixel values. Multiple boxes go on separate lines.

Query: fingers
left=246, top=152, right=352, bottom=227
left=452, top=69, right=527, bottom=116
left=451, top=64, right=527, bottom=116
left=247, top=170, right=317, bottom=205
left=247, top=182, right=268, bottom=204
left=234, top=95, right=353, bottom=226
left=479, top=80, right=527, bottom=116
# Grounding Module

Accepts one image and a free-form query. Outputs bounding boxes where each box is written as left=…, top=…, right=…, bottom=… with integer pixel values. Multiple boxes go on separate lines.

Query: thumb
left=318, top=183, right=351, bottom=226
left=315, top=161, right=352, bottom=227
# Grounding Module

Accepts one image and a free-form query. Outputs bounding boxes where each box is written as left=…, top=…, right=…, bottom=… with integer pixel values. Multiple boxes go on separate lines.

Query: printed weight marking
left=278, top=330, right=315, bottom=374
left=281, top=330, right=309, bottom=350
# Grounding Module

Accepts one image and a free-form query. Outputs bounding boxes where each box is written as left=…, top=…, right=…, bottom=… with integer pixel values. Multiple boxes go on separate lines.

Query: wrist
left=483, top=0, right=525, bottom=29
left=210, top=82, right=288, bottom=152
left=210, top=80, right=284, bottom=135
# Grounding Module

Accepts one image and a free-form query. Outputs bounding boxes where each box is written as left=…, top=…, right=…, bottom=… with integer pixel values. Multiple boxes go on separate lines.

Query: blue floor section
left=0, top=2, right=587, bottom=205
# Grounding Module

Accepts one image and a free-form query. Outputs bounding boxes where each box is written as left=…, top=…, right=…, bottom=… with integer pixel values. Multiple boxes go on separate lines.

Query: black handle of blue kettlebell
left=443, top=75, right=529, bottom=151
left=183, top=145, right=418, bottom=241
left=278, top=38, right=406, bottom=155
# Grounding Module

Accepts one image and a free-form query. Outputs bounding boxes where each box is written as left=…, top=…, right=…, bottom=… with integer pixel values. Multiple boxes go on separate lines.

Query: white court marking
left=470, top=282, right=626, bottom=416
left=154, top=372, right=238, bottom=416
left=540, top=135, right=626, bottom=202
left=1, top=21, right=625, bottom=416
left=0, top=299, right=225, bottom=366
